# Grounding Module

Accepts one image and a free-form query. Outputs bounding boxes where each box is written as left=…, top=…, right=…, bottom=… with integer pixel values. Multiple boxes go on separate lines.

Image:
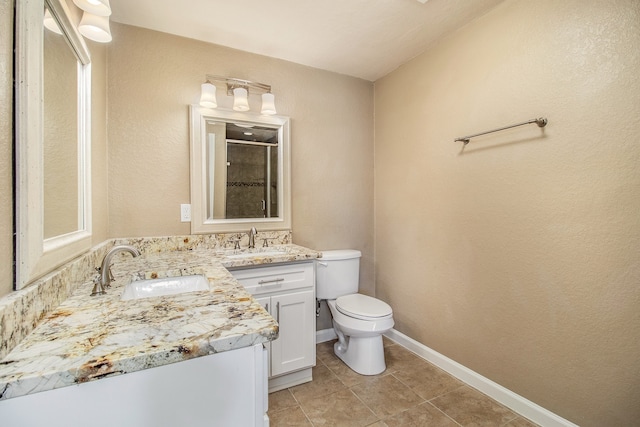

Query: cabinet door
left=254, top=296, right=272, bottom=378
left=270, top=290, right=315, bottom=377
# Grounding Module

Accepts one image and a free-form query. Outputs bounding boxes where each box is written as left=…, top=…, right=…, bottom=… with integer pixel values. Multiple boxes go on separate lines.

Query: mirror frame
left=15, top=0, right=92, bottom=289
left=189, top=105, right=291, bottom=233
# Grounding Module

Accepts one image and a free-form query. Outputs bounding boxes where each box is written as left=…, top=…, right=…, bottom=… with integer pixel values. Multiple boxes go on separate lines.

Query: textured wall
left=374, top=0, right=640, bottom=425
left=89, top=40, right=109, bottom=246
left=106, top=24, right=375, bottom=297
left=0, top=0, right=13, bottom=298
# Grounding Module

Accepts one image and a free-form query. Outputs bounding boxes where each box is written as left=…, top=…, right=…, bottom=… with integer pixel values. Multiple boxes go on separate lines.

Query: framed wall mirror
left=15, top=0, right=92, bottom=289
left=189, top=106, right=291, bottom=233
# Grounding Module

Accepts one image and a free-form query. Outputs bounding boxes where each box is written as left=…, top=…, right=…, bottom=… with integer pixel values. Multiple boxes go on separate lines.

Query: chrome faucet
left=248, top=227, right=258, bottom=249
left=91, top=245, right=141, bottom=296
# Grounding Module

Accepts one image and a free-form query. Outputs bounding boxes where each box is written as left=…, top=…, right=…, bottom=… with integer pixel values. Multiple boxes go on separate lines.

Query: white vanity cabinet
left=0, top=344, right=269, bottom=427
left=231, top=261, right=316, bottom=392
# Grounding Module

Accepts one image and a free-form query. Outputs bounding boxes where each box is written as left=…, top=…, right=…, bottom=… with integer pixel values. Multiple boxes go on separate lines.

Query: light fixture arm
left=205, top=75, right=272, bottom=96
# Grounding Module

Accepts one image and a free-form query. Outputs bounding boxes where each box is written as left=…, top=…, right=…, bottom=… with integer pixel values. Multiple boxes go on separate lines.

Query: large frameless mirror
left=15, top=0, right=92, bottom=289
left=189, top=106, right=291, bottom=233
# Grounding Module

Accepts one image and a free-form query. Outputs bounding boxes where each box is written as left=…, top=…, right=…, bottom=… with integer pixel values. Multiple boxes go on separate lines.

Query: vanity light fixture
left=72, top=0, right=111, bottom=16
left=78, top=12, right=112, bottom=43
left=199, top=75, right=277, bottom=115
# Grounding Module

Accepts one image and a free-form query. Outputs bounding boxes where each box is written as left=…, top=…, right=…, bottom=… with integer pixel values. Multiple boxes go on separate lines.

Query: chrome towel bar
left=455, top=117, right=547, bottom=146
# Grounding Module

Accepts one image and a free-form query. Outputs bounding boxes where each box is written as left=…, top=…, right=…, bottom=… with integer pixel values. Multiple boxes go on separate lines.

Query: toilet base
left=333, top=334, right=386, bottom=375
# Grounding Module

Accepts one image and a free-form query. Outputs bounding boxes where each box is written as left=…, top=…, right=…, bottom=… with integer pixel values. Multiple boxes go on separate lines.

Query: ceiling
left=109, top=0, right=504, bottom=82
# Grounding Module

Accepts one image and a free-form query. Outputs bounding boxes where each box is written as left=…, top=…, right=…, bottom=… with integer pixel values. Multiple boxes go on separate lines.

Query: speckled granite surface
left=0, top=231, right=293, bottom=360
left=0, top=241, right=114, bottom=361
left=0, top=235, right=320, bottom=401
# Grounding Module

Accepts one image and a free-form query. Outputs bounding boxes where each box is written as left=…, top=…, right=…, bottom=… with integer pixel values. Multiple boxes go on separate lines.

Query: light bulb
left=73, top=0, right=111, bottom=17
left=199, top=83, right=217, bottom=108
left=261, top=93, right=277, bottom=115
left=78, top=12, right=112, bottom=43
left=233, top=88, right=250, bottom=112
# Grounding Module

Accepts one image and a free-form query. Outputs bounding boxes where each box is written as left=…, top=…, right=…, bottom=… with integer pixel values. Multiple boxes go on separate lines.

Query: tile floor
left=268, top=338, right=540, bottom=426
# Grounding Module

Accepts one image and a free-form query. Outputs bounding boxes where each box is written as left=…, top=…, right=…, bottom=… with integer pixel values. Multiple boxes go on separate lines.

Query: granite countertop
left=0, top=244, right=321, bottom=401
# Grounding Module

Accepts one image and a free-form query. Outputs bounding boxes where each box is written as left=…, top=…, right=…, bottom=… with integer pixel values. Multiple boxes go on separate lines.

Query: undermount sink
left=225, top=248, right=289, bottom=259
left=121, top=275, right=210, bottom=300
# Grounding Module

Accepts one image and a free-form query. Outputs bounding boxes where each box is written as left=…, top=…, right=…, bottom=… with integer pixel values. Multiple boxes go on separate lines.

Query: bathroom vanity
left=0, top=242, right=321, bottom=427
left=231, top=261, right=316, bottom=392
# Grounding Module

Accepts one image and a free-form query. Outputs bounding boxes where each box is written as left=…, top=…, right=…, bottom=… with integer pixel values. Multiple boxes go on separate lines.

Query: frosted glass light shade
left=233, top=88, right=250, bottom=112
left=261, top=93, right=277, bottom=115
left=44, top=9, right=63, bottom=35
left=199, top=83, right=217, bottom=108
left=79, top=12, right=112, bottom=43
left=73, top=0, right=111, bottom=17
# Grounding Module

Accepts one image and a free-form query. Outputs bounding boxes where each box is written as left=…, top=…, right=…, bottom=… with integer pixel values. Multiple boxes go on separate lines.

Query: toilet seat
left=336, top=294, right=393, bottom=321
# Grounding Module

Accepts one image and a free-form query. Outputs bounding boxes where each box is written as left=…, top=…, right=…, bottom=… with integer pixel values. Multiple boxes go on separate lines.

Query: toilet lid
left=336, top=294, right=393, bottom=320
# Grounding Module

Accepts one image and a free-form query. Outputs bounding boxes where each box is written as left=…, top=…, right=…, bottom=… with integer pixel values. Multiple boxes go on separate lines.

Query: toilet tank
left=316, top=249, right=361, bottom=300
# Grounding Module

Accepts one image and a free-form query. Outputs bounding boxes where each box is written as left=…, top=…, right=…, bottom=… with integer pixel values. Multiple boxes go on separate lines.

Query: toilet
left=316, top=250, right=394, bottom=375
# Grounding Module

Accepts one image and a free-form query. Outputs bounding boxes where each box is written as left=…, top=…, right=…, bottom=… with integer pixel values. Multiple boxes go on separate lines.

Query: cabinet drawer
left=231, top=262, right=314, bottom=296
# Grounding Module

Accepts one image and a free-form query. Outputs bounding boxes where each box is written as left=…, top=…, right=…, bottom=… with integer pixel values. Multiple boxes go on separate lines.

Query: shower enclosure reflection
left=207, top=122, right=279, bottom=220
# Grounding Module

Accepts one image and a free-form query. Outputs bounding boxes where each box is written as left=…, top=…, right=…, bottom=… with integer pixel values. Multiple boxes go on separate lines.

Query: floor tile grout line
left=287, top=386, right=315, bottom=427
left=298, top=387, right=380, bottom=427
left=387, top=369, right=458, bottom=401
left=295, top=401, right=315, bottom=426
left=500, top=414, right=530, bottom=427
left=424, top=383, right=468, bottom=404
left=349, top=372, right=429, bottom=422
left=346, top=385, right=383, bottom=425
left=501, top=412, right=523, bottom=425
left=424, top=400, right=465, bottom=427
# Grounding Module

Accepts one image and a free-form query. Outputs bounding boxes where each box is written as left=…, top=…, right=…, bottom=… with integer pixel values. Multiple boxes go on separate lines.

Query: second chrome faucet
left=248, top=227, right=257, bottom=249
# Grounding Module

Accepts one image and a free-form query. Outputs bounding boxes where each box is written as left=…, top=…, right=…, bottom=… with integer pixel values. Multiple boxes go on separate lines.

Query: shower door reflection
left=225, top=141, right=278, bottom=219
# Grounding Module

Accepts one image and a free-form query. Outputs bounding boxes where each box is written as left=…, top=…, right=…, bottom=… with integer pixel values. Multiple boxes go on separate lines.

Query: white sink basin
left=121, top=275, right=210, bottom=300
left=225, top=249, right=289, bottom=259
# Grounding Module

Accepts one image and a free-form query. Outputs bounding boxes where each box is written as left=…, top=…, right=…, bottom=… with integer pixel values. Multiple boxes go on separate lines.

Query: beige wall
left=106, top=24, right=375, bottom=294
left=0, top=0, right=14, bottom=298
left=89, top=41, right=109, bottom=246
left=374, top=0, right=640, bottom=425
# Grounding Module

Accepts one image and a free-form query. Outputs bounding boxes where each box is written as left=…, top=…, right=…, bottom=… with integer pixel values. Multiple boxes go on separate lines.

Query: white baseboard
left=316, top=328, right=337, bottom=343
left=384, top=329, right=579, bottom=427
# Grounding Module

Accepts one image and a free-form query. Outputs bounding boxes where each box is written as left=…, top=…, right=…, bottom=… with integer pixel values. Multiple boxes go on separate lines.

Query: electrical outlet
left=180, top=204, right=191, bottom=222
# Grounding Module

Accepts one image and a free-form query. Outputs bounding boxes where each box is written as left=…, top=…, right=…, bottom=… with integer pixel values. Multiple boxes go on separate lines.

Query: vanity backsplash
left=113, top=230, right=291, bottom=254
left=0, top=231, right=292, bottom=360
